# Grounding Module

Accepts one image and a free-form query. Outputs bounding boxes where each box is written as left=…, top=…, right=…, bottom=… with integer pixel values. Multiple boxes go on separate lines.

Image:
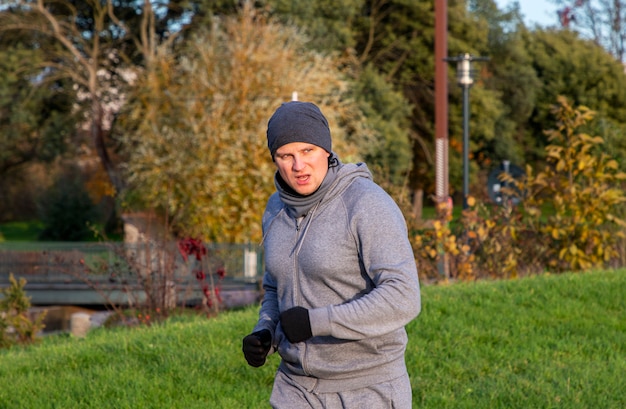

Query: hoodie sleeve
left=253, top=270, right=280, bottom=339
left=251, top=194, right=283, bottom=339
left=308, top=182, right=421, bottom=340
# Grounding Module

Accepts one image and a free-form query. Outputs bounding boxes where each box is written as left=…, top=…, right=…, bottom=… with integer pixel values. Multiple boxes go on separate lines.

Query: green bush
left=38, top=170, right=100, bottom=241
left=522, top=96, right=626, bottom=271
left=0, top=274, right=46, bottom=349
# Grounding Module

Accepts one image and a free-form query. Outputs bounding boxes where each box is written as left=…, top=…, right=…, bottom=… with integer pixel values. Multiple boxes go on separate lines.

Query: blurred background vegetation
left=0, top=0, right=625, bottom=278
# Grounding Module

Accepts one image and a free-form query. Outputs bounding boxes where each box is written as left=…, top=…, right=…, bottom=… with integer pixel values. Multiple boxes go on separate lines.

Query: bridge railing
left=0, top=241, right=264, bottom=286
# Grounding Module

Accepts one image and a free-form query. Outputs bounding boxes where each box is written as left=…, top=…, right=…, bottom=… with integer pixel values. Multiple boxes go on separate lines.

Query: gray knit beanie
left=266, top=101, right=332, bottom=158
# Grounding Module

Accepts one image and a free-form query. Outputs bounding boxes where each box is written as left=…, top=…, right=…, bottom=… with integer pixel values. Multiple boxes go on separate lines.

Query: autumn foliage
left=412, top=97, right=626, bottom=281
left=117, top=4, right=363, bottom=244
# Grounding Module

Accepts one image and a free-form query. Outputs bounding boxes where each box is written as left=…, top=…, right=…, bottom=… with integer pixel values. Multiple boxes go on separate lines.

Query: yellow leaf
left=551, top=228, right=560, bottom=239
left=477, top=227, right=486, bottom=239
left=591, top=136, right=604, bottom=144
left=612, top=217, right=626, bottom=228
left=606, top=159, right=618, bottom=170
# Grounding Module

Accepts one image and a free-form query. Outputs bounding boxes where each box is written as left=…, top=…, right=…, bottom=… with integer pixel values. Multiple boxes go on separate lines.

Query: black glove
left=280, top=306, right=312, bottom=343
left=242, top=329, right=272, bottom=367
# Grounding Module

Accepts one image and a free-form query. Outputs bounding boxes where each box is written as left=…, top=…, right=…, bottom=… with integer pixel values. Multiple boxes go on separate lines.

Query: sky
left=495, top=0, right=560, bottom=27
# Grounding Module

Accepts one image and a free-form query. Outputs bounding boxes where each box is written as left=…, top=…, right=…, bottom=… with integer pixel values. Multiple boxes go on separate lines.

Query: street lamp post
left=446, top=53, right=489, bottom=209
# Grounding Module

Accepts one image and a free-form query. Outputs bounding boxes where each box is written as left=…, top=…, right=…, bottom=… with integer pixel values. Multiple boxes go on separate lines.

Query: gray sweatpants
left=269, top=370, right=413, bottom=409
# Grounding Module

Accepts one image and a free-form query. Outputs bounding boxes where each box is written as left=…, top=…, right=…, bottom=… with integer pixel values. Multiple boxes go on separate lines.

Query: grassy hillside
left=1, top=269, right=625, bottom=408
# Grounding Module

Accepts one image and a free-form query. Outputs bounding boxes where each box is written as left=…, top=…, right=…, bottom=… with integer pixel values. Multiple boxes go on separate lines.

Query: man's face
left=274, top=142, right=330, bottom=196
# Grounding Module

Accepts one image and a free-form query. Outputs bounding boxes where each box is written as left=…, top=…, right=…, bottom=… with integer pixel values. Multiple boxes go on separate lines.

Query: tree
left=351, top=64, right=413, bottom=185
left=523, top=28, right=626, bottom=164
left=472, top=0, right=626, bottom=176
left=266, top=0, right=363, bottom=51
left=0, top=1, right=126, bottom=193
left=555, top=0, right=626, bottom=62
left=212, top=0, right=535, bottom=202
left=0, top=41, right=75, bottom=175
left=343, top=0, right=508, bottom=201
left=0, top=0, right=191, bottom=195
left=0, top=33, right=79, bottom=222
left=238, top=0, right=416, bottom=188
left=350, top=0, right=441, bottom=196
left=115, top=4, right=364, bottom=243
left=470, top=0, right=542, bottom=167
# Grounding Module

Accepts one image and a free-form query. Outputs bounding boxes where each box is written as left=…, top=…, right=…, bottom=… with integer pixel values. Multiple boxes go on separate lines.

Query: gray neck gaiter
left=274, top=154, right=342, bottom=218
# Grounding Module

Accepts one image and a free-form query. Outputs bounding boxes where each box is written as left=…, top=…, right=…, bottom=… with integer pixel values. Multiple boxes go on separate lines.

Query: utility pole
left=435, top=0, right=448, bottom=207
left=434, top=0, right=449, bottom=279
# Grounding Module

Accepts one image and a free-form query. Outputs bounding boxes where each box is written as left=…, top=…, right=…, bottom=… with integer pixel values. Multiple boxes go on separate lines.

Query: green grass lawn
left=0, top=221, right=44, bottom=242
left=0, top=220, right=123, bottom=243
left=1, top=269, right=625, bottom=408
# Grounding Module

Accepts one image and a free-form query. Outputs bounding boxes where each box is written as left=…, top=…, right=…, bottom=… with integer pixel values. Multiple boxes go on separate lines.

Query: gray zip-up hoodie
left=254, top=161, right=421, bottom=393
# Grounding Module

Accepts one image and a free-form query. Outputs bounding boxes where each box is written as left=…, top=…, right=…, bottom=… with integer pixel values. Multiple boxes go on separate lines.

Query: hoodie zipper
left=293, top=212, right=314, bottom=376
left=293, top=215, right=305, bottom=307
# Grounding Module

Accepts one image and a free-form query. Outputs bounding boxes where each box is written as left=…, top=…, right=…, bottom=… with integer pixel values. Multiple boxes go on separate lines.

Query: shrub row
left=411, top=97, right=626, bottom=281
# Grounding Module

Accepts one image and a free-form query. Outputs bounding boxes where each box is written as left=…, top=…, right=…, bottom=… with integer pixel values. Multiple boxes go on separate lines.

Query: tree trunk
left=91, top=100, right=123, bottom=194
left=412, top=188, right=423, bottom=222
